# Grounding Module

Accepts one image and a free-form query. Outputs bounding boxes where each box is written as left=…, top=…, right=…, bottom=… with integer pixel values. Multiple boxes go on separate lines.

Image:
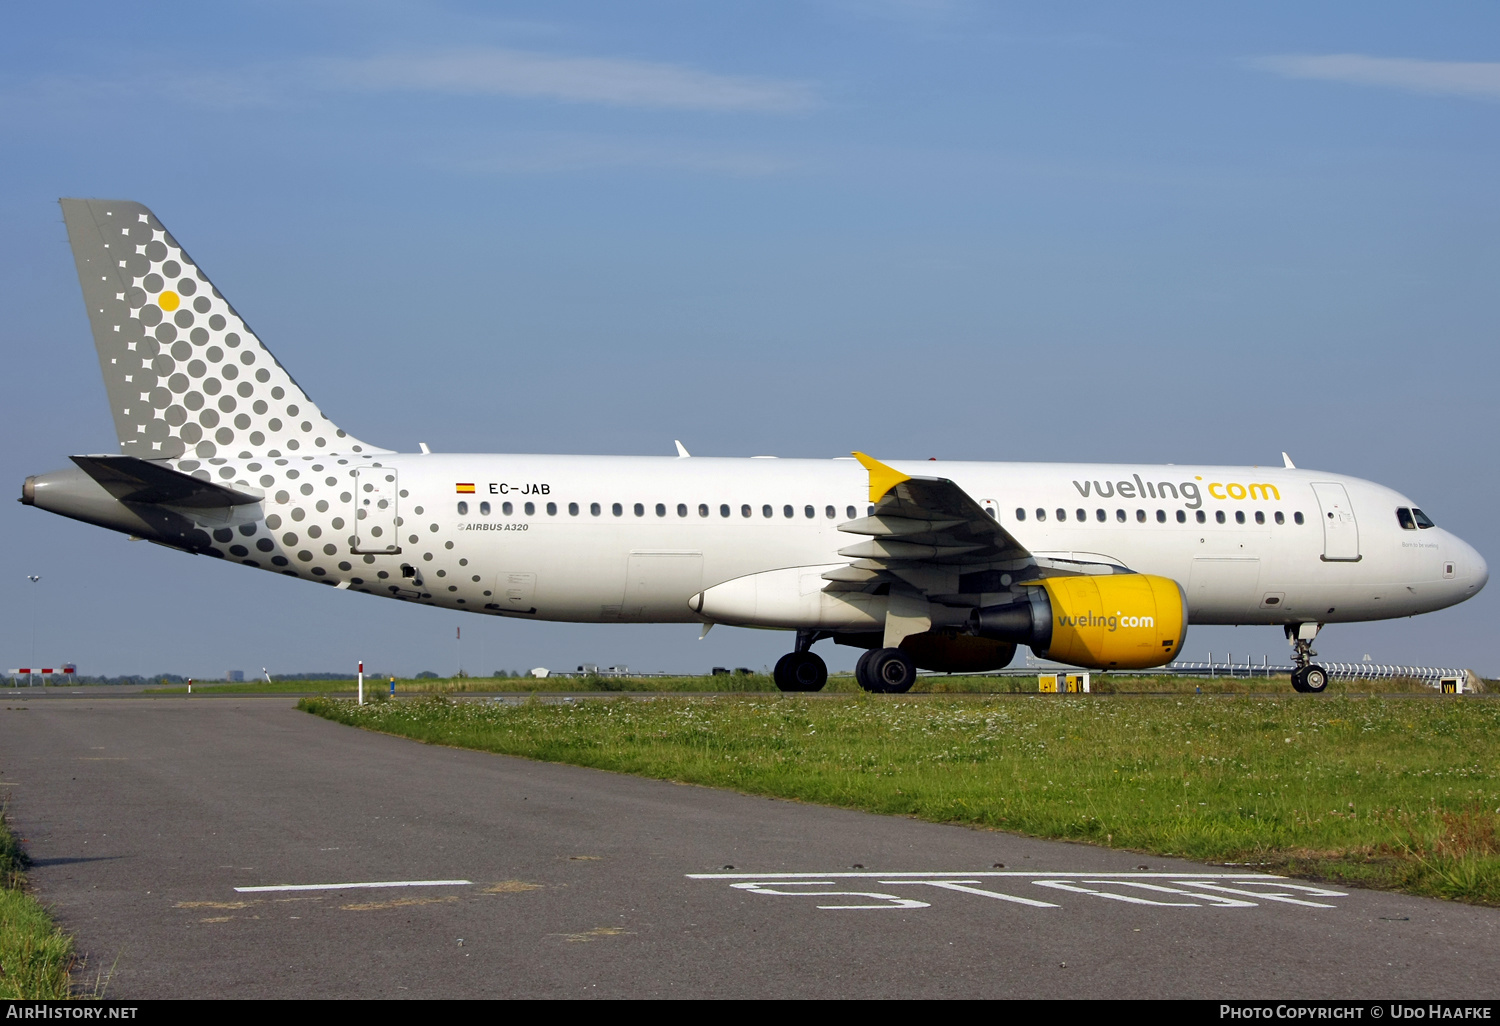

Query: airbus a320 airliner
left=22, top=200, right=1488, bottom=693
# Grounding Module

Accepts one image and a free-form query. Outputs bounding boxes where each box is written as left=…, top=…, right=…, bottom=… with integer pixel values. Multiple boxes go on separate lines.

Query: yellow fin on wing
left=852, top=452, right=913, bottom=503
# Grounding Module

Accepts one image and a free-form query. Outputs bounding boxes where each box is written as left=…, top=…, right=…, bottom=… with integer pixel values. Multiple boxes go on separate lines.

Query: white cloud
left=321, top=47, right=816, bottom=112
left=1251, top=53, right=1500, bottom=101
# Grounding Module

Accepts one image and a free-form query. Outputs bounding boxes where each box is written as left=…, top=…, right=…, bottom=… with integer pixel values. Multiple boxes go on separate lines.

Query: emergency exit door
left=1311, top=482, right=1360, bottom=562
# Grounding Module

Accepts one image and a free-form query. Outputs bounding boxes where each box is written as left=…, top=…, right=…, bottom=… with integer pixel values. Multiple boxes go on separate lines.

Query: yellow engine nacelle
left=972, top=574, right=1187, bottom=670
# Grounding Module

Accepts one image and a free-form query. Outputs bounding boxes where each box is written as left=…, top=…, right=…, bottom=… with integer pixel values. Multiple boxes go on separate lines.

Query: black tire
left=1290, top=668, right=1309, bottom=693
left=1302, top=665, right=1329, bottom=693
left=773, top=653, right=799, bottom=692
left=774, top=652, right=827, bottom=692
left=854, top=648, right=880, bottom=692
left=867, top=647, right=917, bottom=694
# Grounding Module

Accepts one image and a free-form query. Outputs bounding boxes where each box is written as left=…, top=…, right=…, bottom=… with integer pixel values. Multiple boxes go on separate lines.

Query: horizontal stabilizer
left=70, top=455, right=261, bottom=508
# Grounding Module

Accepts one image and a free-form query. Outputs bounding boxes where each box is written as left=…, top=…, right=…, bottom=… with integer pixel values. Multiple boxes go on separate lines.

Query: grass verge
left=0, top=808, right=74, bottom=999
left=150, top=671, right=1445, bottom=696
left=300, top=691, right=1500, bottom=905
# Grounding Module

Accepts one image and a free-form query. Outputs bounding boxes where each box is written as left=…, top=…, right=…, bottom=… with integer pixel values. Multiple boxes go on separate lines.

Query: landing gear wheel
left=773, top=651, right=828, bottom=692
left=857, top=647, right=917, bottom=694
left=1301, top=665, right=1329, bottom=693
left=1290, top=668, right=1309, bottom=693
left=854, top=648, right=877, bottom=690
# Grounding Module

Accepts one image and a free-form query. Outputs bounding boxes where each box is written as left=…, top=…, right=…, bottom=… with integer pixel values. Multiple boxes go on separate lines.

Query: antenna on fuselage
left=674, top=440, right=691, bottom=458
left=1282, top=452, right=1296, bottom=469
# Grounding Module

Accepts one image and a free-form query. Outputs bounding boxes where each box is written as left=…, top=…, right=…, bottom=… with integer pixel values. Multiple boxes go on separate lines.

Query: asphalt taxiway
left=1, top=696, right=1495, bottom=999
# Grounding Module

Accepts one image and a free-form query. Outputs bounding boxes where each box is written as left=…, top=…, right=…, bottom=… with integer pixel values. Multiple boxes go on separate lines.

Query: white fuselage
left=217, top=452, right=1484, bottom=629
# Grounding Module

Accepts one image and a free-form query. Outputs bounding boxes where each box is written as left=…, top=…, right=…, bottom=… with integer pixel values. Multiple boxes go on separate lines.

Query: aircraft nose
left=1471, top=545, right=1489, bottom=595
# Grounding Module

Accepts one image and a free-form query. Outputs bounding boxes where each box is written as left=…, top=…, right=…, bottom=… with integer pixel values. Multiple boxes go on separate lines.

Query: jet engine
left=971, top=574, right=1187, bottom=670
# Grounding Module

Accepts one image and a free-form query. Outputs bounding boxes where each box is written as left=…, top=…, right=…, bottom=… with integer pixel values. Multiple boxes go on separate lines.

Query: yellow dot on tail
left=158, top=290, right=180, bottom=311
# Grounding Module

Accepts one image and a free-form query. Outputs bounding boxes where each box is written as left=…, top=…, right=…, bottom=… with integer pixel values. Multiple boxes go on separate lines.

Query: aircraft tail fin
left=59, top=198, right=385, bottom=460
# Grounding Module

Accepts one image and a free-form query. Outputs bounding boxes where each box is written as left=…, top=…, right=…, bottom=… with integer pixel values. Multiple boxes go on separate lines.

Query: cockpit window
left=1412, top=508, right=1435, bottom=529
left=1396, top=507, right=1416, bottom=530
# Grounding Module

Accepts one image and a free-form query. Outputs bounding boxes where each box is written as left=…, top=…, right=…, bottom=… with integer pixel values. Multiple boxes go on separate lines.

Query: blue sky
left=2, top=1, right=1497, bottom=678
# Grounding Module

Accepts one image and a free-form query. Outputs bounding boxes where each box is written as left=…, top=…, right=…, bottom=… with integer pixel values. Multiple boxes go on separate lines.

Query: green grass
left=300, top=691, right=1500, bottom=905
left=145, top=673, right=782, bottom=695
left=150, top=671, right=1448, bottom=696
left=0, top=809, right=75, bottom=999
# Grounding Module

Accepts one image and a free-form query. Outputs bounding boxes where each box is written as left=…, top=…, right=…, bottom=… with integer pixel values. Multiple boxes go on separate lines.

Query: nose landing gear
left=1286, top=623, right=1329, bottom=693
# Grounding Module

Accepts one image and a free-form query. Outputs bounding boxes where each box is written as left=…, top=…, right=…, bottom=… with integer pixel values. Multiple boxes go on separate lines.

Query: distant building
left=227, top=670, right=245, bottom=682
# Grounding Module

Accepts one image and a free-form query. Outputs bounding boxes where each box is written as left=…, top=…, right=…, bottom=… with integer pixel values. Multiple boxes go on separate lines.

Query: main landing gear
left=1286, top=623, right=1329, bottom=694
left=854, top=647, right=917, bottom=694
left=773, top=630, right=829, bottom=692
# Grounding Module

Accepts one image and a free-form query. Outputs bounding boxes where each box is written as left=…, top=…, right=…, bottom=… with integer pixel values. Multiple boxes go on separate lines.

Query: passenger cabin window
left=1096, top=509, right=1106, bottom=522
left=457, top=501, right=468, bottom=515
left=1036, top=508, right=1047, bottom=521
left=569, top=502, right=579, bottom=516
left=1275, top=511, right=1284, bottom=525
left=503, top=501, right=514, bottom=516
left=985, top=508, right=996, bottom=519
left=699, top=504, right=709, bottom=517
left=1294, top=512, right=1305, bottom=525
left=783, top=505, right=794, bottom=518
left=825, top=505, right=836, bottom=519
left=654, top=503, right=666, bottom=517
left=1176, top=510, right=1186, bottom=523
left=1077, top=509, right=1086, bottom=522
left=612, top=503, right=623, bottom=517
left=762, top=504, right=773, bottom=518
left=847, top=506, right=857, bottom=519
left=547, top=502, right=557, bottom=515
left=1016, top=508, right=1027, bottom=521
left=1413, top=508, right=1436, bottom=529
left=1057, top=508, right=1066, bottom=521
left=742, top=505, right=752, bottom=518
left=524, top=502, right=535, bottom=516
left=1116, top=509, right=1126, bottom=523
left=1136, top=509, right=1146, bottom=523
left=590, top=502, right=601, bottom=516
left=805, top=505, right=815, bottom=519
left=633, top=503, right=644, bottom=517
left=480, top=501, right=491, bottom=515
left=720, top=504, right=731, bottom=518
left=1235, top=511, right=1245, bottom=525
left=1254, top=511, right=1264, bottom=525
left=1215, top=511, right=1226, bottom=524
left=1195, top=510, right=1205, bottom=524
left=1156, top=510, right=1166, bottom=523
left=677, top=503, right=688, bottom=517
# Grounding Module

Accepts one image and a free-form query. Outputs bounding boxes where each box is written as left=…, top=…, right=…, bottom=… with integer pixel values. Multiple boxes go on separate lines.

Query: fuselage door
left=351, top=467, right=400, bottom=554
left=1310, top=482, right=1360, bottom=562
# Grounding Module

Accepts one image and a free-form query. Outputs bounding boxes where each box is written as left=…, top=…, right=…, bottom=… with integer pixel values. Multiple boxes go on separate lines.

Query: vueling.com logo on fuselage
left=1071, top=474, right=1281, bottom=509
left=1057, top=611, right=1155, bottom=632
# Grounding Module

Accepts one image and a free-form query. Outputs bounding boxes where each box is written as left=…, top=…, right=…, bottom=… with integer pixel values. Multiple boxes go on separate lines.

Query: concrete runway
left=1, top=695, right=1496, bottom=999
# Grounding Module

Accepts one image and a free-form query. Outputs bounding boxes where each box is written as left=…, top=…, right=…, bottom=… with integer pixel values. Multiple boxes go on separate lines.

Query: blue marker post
left=389, top=677, right=396, bottom=697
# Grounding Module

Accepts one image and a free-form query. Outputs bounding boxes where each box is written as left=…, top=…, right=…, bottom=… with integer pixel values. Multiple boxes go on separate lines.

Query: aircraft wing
left=825, top=453, right=1038, bottom=605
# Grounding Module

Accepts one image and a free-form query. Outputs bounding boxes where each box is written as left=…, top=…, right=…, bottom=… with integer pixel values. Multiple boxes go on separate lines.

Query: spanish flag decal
left=456, top=483, right=476, bottom=494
